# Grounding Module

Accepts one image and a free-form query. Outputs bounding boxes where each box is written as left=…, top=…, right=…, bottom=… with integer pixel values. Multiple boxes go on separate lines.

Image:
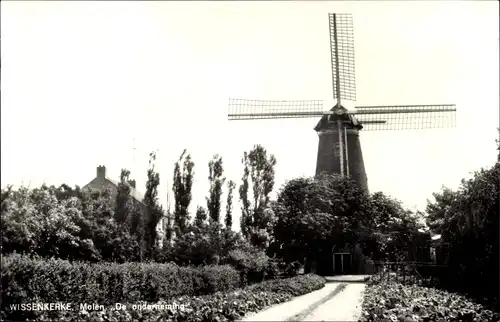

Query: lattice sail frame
left=354, top=105, right=457, bottom=131
left=330, top=13, right=356, bottom=103
left=228, top=99, right=456, bottom=131
left=228, top=98, right=324, bottom=120
left=227, top=13, right=456, bottom=131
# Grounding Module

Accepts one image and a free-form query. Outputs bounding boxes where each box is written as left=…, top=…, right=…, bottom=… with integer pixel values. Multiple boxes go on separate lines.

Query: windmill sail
left=354, top=104, right=456, bottom=131
left=227, top=13, right=456, bottom=194
left=228, top=98, right=324, bottom=120
left=329, top=13, right=356, bottom=103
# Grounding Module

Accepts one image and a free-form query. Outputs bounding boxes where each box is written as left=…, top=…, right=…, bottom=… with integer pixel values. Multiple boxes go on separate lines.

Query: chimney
left=128, top=179, right=136, bottom=188
left=97, top=165, right=106, bottom=179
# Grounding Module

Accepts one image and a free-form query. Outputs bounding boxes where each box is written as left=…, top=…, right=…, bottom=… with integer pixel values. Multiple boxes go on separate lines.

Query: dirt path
left=301, top=283, right=366, bottom=321
left=240, top=283, right=343, bottom=321
left=240, top=277, right=368, bottom=322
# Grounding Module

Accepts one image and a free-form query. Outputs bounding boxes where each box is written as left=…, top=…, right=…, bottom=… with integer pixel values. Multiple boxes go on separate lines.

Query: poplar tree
left=207, top=154, right=225, bottom=223
left=173, top=149, right=194, bottom=235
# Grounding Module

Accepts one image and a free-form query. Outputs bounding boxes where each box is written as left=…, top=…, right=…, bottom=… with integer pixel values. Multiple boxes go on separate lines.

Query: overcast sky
left=2, top=1, right=498, bottom=229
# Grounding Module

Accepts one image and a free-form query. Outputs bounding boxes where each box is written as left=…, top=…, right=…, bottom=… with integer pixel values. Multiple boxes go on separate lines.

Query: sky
left=2, top=1, right=499, bottom=230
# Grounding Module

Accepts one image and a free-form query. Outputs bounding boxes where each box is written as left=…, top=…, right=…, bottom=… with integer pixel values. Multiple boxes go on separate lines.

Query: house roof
left=83, top=177, right=144, bottom=203
left=107, top=178, right=144, bottom=203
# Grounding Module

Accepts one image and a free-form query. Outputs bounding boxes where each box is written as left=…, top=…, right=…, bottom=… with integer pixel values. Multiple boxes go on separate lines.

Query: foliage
left=169, top=223, right=221, bottom=266
left=239, top=144, right=277, bottom=247
left=1, top=185, right=83, bottom=258
left=225, top=180, right=236, bottom=229
left=143, top=152, right=165, bottom=258
left=360, top=278, right=500, bottom=322
left=249, top=273, right=324, bottom=296
left=168, top=220, right=243, bottom=267
left=127, top=199, right=145, bottom=258
left=365, top=192, right=428, bottom=262
left=12, top=274, right=325, bottom=322
left=272, top=174, right=371, bottom=263
left=173, top=149, right=195, bottom=236
left=207, top=154, right=226, bottom=223
left=115, top=169, right=132, bottom=224
left=227, top=247, right=270, bottom=285
left=1, top=185, right=141, bottom=262
left=425, top=161, right=499, bottom=305
left=194, top=206, right=208, bottom=229
left=1, top=253, right=242, bottom=321
left=271, top=173, right=428, bottom=273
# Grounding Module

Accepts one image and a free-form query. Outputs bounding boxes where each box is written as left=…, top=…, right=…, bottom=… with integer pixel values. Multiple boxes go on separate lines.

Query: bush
left=249, top=273, right=325, bottom=296
left=1, top=253, right=241, bottom=321
left=15, top=274, right=326, bottom=322
left=264, top=257, right=281, bottom=280
left=360, top=278, right=500, bottom=322
left=0, top=185, right=142, bottom=263
left=226, top=248, right=269, bottom=285
left=281, top=260, right=302, bottom=277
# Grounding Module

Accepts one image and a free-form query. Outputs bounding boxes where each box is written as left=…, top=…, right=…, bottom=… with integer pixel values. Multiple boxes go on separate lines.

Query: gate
left=372, top=261, right=448, bottom=284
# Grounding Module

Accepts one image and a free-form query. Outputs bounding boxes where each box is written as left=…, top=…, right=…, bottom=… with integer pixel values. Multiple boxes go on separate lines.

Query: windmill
left=228, top=13, right=456, bottom=192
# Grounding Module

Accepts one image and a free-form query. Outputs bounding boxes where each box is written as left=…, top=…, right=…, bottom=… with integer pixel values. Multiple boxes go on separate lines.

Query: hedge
left=1, top=253, right=240, bottom=318
left=7, top=274, right=326, bottom=321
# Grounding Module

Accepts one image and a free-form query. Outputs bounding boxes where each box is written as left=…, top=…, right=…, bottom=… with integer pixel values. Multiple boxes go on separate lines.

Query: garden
left=1, top=144, right=499, bottom=321
left=360, top=271, right=500, bottom=322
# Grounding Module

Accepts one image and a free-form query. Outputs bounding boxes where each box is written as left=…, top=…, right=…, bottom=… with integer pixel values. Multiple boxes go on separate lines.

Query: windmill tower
left=228, top=13, right=456, bottom=192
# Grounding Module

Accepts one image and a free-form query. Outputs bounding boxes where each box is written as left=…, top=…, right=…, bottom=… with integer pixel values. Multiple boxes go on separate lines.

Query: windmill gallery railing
left=369, top=260, right=448, bottom=284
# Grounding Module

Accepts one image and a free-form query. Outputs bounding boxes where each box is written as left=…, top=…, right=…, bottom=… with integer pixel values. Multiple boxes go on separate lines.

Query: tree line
left=0, top=145, right=279, bottom=267
left=1, top=140, right=498, bottom=306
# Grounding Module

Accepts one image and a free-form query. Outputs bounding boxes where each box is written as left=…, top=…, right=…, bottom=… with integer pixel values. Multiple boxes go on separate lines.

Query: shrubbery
left=12, top=274, right=325, bottom=322
left=1, top=253, right=241, bottom=321
left=1, top=185, right=142, bottom=263
left=360, top=275, right=500, bottom=322
left=425, top=162, right=499, bottom=308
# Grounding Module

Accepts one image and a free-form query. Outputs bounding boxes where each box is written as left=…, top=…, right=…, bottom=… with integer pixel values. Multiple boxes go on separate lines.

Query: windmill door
left=333, top=253, right=353, bottom=275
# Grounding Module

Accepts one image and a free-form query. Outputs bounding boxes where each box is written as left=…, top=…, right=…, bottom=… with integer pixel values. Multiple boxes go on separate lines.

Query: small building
left=83, top=165, right=144, bottom=202
left=83, top=165, right=170, bottom=248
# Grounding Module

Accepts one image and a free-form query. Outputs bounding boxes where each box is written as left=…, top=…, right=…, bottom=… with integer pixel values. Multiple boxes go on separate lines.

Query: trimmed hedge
left=2, top=253, right=240, bottom=316
left=13, top=274, right=326, bottom=322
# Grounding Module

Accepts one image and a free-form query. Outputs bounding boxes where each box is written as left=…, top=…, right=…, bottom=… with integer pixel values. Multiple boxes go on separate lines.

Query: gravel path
left=240, top=279, right=367, bottom=322
left=240, top=283, right=343, bottom=322
left=301, top=283, right=366, bottom=321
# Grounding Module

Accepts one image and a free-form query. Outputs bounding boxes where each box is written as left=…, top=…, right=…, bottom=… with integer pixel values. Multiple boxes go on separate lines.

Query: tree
left=127, top=200, right=144, bottom=254
left=426, top=161, right=499, bottom=302
left=1, top=185, right=84, bottom=259
left=194, top=206, right=208, bottom=230
left=143, top=151, right=164, bottom=258
left=164, top=187, right=174, bottom=245
left=367, top=192, right=426, bottom=262
left=207, top=154, right=225, bottom=223
left=115, top=169, right=131, bottom=225
left=225, top=180, right=236, bottom=229
left=53, top=184, right=84, bottom=202
left=173, top=149, right=194, bottom=236
left=0, top=184, right=140, bottom=263
left=82, top=188, right=139, bottom=262
left=272, top=174, right=371, bottom=268
left=239, top=144, right=277, bottom=244
left=425, top=187, right=458, bottom=236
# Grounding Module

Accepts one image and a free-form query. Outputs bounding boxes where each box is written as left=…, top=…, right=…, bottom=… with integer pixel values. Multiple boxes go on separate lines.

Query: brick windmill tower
left=228, top=13, right=456, bottom=193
